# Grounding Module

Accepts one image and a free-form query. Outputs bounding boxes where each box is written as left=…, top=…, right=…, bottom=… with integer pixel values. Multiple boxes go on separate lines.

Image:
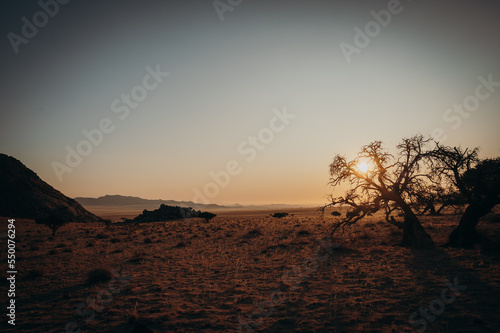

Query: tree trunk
left=399, top=201, right=435, bottom=249
left=427, top=203, right=439, bottom=216
left=448, top=199, right=497, bottom=248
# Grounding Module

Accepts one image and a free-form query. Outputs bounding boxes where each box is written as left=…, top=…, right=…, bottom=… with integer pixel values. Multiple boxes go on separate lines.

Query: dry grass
left=1, top=208, right=499, bottom=332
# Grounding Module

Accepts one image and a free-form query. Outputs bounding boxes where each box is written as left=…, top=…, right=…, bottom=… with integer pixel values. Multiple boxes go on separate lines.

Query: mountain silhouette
left=75, top=195, right=307, bottom=211
left=0, top=153, right=101, bottom=222
left=75, top=194, right=231, bottom=211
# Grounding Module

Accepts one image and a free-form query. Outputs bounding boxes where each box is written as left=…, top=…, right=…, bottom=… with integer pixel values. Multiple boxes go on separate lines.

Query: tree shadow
left=262, top=244, right=360, bottom=332
left=405, top=246, right=500, bottom=332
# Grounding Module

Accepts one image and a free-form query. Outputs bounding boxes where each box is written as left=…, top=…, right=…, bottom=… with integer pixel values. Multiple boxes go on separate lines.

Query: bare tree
left=323, top=135, right=434, bottom=249
left=410, top=184, right=465, bottom=216
left=431, top=144, right=500, bottom=247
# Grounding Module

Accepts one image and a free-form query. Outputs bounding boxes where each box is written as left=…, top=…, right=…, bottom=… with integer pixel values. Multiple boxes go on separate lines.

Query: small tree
left=199, top=212, right=216, bottom=222
left=323, top=135, right=434, bottom=249
left=35, top=215, right=69, bottom=236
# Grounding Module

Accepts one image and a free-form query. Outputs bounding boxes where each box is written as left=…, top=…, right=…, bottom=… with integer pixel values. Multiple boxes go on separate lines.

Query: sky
left=1, top=0, right=500, bottom=205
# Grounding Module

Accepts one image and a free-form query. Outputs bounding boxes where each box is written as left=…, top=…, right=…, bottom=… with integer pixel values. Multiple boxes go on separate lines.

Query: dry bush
left=242, top=229, right=262, bottom=239
left=86, top=268, right=112, bottom=285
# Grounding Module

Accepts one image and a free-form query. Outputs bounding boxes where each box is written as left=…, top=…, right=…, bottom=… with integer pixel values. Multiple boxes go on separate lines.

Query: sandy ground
left=1, top=208, right=499, bottom=332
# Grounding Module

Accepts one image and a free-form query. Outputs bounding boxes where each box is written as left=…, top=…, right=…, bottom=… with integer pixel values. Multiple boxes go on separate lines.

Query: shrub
left=242, top=229, right=262, bottom=239
left=86, top=268, right=112, bottom=285
left=297, top=230, right=311, bottom=236
left=24, top=268, right=44, bottom=280
left=199, top=212, right=217, bottom=222
left=270, top=212, right=289, bottom=219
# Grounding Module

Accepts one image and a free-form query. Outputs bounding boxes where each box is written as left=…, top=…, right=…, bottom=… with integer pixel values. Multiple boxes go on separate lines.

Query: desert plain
left=1, top=207, right=500, bottom=333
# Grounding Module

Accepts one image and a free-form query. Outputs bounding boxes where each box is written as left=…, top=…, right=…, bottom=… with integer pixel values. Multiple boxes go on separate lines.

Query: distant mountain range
left=74, top=195, right=230, bottom=211
left=74, top=195, right=307, bottom=211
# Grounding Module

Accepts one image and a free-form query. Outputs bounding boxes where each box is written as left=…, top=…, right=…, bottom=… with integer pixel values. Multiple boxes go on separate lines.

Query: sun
left=358, top=162, right=369, bottom=173
left=355, top=159, right=372, bottom=174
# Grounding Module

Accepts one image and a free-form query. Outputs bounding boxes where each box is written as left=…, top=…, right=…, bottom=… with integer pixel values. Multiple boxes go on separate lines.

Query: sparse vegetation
left=2, top=207, right=499, bottom=332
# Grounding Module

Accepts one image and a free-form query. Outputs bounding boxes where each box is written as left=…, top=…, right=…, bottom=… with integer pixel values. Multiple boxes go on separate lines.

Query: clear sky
left=1, top=0, right=499, bottom=205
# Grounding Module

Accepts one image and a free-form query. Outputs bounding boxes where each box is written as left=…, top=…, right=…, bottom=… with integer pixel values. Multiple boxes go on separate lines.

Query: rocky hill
left=126, top=204, right=202, bottom=223
left=0, top=153, right=101, bottom=222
